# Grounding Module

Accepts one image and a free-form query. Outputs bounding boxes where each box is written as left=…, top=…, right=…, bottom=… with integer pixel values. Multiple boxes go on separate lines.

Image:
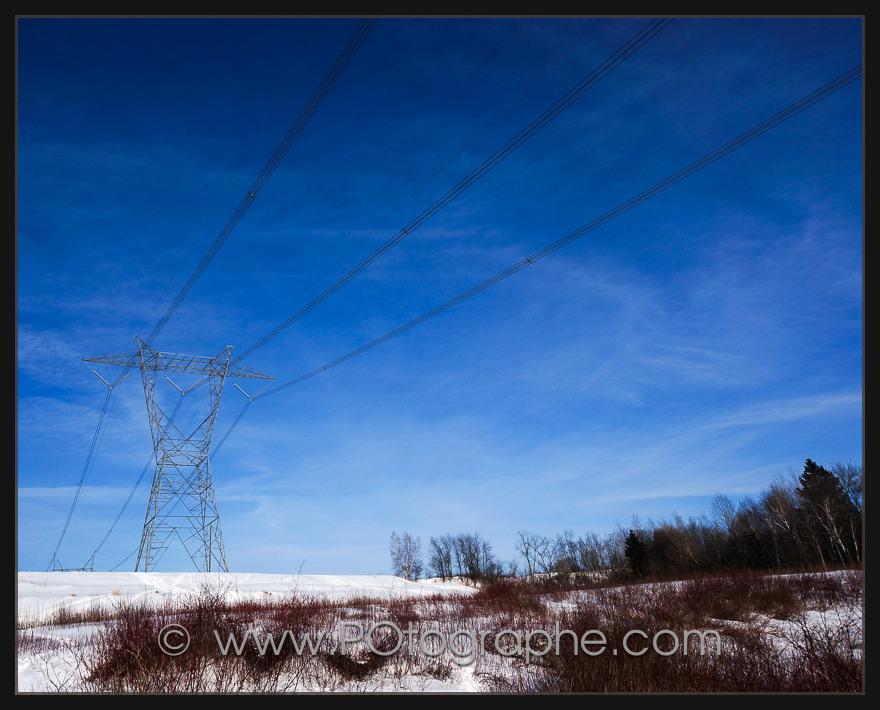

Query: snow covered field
left=16, top=570, right=862, bottom=693
left=18, top=571, right=476, bottom=626
left=18, top=571, right=479, bottom=692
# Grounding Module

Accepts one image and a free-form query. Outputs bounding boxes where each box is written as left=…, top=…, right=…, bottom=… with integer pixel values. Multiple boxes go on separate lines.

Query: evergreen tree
left=797, top=459, right=849, bottom=507
left=796, top=459, right=857, bottom=566
left=624, top=530, right=648, bottom=577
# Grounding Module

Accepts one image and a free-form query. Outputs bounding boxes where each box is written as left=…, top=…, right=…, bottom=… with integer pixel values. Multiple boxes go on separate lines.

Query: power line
left=48, top=382, right=115, bottom=570
left=233, top=66, right=860, bottom=407
left=145, top=18, right=376, bottom=344
left=127, top=397, right=249, bottom=565
left=84, top=394, right=187, bottom=569
left=163, top=18, right=671, bottom=451
left=232, top=87, right=516, bottom=354
left=106, top=394, right=252, bottom=569
left=67, top=20, right=375, bottom=569
left=110, top=546, right=138, bottom=572
left=211, top=399, right=252, bottom=460
left=140, top=40, right=321, bottom=335
left=231, top=18, right=671, bottom=363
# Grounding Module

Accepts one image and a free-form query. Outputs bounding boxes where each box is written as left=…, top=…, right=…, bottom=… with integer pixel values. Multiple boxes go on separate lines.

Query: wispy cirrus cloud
left=17, top=17, right=861, bottom=572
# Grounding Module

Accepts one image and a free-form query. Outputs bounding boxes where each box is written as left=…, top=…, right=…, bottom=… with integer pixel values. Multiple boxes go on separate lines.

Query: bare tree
left=515, top=531, right=540, bottom=577
left=428, top=535, right=454, bottom=580
left=454, top=534, right=481, bottom=579
left=531, top=534, right=557, bottom=575
left=763, top=480, right=806, bottom=566
left=575, top=532, right=607, bottom=573
left=421, top=459, right=862, bottom=584
left=834, top=463, right=863, bottom=513
left=553, top=530, right=579, bottom=574
left=434, top=533, right=501, bottom=582
left=390, top=531, right=423, bottom=581
left=833, top=462, right=863, bottom=561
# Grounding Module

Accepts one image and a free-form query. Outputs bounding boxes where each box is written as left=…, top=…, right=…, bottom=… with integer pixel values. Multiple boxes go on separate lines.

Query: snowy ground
left=16, top=570, right=861, bottom=693
left=18, top=571, right=476, bottom=626
left=17, top=571, right=480, bottom=692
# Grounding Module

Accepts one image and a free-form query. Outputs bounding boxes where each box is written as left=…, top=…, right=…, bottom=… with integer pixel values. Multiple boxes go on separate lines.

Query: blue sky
left=18, top=17, right=862, bottom=573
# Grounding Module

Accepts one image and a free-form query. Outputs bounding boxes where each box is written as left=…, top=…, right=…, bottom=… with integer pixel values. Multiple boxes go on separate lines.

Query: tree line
left=389, top=459, right=862, bottom=583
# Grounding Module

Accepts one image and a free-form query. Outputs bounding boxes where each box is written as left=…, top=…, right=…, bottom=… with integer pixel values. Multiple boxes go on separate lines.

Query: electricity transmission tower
left=85, top=338, right=272, bottom=572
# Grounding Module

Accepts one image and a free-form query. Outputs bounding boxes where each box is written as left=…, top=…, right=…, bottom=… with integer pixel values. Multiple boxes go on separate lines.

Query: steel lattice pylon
left=85, top=338, right=272, bottom=572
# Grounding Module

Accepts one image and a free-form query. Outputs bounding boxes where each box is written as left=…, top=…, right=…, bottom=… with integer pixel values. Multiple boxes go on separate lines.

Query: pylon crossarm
left=92, top=340, right=250, bottom=574
left=84, top=349, right=273, bottom=380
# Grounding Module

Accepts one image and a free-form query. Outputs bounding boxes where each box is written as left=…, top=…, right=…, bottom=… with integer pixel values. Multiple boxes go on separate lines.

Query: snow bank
left=17, top=571, right=476, bottom=624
